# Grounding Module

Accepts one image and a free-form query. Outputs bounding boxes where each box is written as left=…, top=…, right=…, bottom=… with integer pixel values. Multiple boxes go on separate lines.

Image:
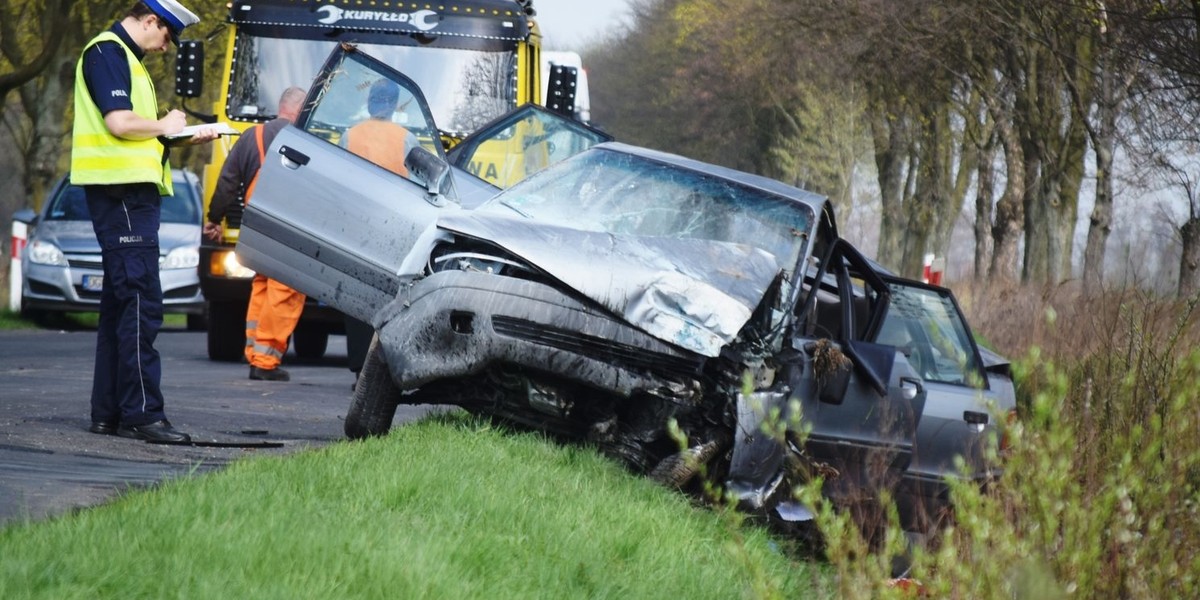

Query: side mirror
left=174, top=40, right=204, bottom=98
left=404, top=146, right=450, bottom=205
left=545, top=63, right=578, bottom=120
left=13, top=207, right=37, bottom=226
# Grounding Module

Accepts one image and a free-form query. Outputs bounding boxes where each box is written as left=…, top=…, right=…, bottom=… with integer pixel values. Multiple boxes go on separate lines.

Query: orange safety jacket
left=345, top=119, right=410, bottom=177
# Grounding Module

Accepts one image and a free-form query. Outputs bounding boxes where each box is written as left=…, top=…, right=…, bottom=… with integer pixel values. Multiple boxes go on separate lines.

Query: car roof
left=44, top=169, right=202, bottom=215
left=593, top=142, right=829, bottom=214
left=56, top=169, right=199, bottom=188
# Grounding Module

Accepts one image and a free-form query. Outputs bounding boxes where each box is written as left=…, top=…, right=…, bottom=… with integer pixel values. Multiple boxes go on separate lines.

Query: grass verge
left=0, top=309, right=37, bottom=330
left=0, top=310, right=187, bottom=331
left=0, top=413, right=828, bottom=599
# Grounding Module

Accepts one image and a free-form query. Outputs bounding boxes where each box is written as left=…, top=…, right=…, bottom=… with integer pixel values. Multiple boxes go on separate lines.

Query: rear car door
left=875, top=276, right=1004, bottom=480
left=237, top=44, right=453, bottom=323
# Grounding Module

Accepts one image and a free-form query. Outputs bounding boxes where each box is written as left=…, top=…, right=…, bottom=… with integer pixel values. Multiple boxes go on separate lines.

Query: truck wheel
left=345, top=332, right=401, bottom=439
left=207, top=300, right=245, bottom=362
left=186, top=312, right=207, bottom=332
left=292, top=324, right=329, bottom=359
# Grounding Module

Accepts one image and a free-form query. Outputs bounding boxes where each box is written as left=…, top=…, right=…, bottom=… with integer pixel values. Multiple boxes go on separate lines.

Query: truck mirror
left=546, top=63, right=578, bottom=120
left=175, top=40, right=204, bottom=98
left=405, top=146, right=450, bottom=204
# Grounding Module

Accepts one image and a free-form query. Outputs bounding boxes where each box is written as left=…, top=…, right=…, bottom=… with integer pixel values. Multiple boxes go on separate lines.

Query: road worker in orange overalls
left=204, top=86, right=307, bottom=381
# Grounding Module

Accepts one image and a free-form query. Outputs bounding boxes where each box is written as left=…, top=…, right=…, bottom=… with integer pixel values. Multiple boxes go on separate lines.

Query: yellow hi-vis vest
left=70, top=31, right=172, bottom=196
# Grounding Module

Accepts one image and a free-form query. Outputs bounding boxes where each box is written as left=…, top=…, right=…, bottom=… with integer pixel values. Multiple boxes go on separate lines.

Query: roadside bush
left=801, top=285, right=1200, bottom=598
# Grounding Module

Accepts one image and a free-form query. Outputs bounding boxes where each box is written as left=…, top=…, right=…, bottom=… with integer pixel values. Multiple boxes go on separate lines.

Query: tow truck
left=175, top=0, right=579, bottom=360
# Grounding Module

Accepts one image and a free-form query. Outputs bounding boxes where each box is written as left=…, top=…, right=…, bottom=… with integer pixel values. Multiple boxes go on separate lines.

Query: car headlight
left=161, top=246, right=200, bottom=270
left=208, top=248, right=256, bottom=278
left=27, top=239, right=67, bottom=266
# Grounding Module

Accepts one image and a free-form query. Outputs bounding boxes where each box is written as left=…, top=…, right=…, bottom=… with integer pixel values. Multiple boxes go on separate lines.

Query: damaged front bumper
left=374, top=270, right=707, bottom=399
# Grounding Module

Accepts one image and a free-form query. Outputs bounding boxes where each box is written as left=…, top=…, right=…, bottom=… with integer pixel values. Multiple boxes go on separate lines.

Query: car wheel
left=648, top=437, right=728, bottom=488
left=292, top=324, right=329, bottom=359
left=207, top=300, right=245, bottom=362
left=19, top=305, right=50, bottom=326
left=345, top=332, right=402, bottom=439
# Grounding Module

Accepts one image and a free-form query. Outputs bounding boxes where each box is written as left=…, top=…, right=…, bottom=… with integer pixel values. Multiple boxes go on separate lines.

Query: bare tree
left=0, top=0, right=72, bottom=117
left=584, top=0, right=1198, bottom=294
left=1118, top=1, right=1200, bottom=295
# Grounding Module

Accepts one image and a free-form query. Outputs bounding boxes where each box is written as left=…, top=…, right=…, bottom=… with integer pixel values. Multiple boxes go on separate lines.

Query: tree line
left=4, top=0, right=1200, bottom=295
left=585, top=0, right=1200, bottom=295
left=0, top=0, right=227, bottom=231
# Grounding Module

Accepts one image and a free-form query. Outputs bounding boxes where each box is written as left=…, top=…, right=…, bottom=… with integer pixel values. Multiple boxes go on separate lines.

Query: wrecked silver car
left=236, top=45, right=1014, bottom=536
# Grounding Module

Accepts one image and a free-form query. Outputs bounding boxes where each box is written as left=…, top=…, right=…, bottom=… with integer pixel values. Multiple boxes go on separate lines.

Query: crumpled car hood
left=435, top=211, right=781, bottom=357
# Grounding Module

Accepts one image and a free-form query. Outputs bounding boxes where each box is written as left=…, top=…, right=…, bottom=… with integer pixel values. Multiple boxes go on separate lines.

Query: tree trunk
left=1080, top=60, right=1126, bottom=294
left=1082, top=134, right=1115, bottom=294
left=990, top=117, right=1024, bottom=285
left=1179, top=217, right=1200, bottom=296
left=0, top=0, right=72, bottom=119
left=19, top=31, right=78, bottom=204
left=901, top=105, right=950, bottom=278
left=1021, top=150, right=1048, bottom=283
left=869, top=93, right=908, bottom=268
left=974, top=138, right=997, bottom=280
left=1053, top=117, right=1088, bottom=282
left=934, top=101, right=973, bottom=260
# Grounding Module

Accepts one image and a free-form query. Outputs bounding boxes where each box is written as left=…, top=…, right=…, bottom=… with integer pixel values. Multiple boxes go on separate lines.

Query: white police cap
left=143, top=0, right=200, bottom=44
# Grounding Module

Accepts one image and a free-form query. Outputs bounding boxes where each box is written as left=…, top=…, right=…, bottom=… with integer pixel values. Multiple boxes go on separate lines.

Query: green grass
left=0, top=310, right=186, bottom=331
left=0, top=414, right=827, bottom=599
left=0, top=309, right=37, bottom=330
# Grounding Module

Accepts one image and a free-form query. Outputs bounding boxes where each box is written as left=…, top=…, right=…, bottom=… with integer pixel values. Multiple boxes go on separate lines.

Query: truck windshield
left=227, top=34, right=517, bottom=136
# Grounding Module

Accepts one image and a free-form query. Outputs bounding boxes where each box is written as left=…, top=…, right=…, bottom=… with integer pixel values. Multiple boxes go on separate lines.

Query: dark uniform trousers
left=85, top=182, right=166, bottom=427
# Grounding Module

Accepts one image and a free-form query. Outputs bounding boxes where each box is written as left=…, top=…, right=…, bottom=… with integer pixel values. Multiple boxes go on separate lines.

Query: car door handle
left=898, top=376, right=923, bottom=401
left=963, top=410, right=989, bottom=425
left=278, top=145, right=310, bottom=168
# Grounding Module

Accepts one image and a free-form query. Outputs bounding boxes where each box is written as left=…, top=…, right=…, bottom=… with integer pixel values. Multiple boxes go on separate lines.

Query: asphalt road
left=0, top=323, right=432, bottom=526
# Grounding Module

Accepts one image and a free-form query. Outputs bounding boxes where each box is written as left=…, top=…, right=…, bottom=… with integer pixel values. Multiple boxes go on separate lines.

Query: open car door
left=238, top=45, right=615, bottom=322
left=237, top=44, right=455, bottom=324
left=788, top=238, right=926, bottom=498
left=446, top=103, right=612, bottom=194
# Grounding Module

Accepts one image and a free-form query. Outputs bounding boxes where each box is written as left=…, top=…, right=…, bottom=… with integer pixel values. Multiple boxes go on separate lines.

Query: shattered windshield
left=226, top=34, right=516, bottom=136
left=480, top=148, right=814, bottom=271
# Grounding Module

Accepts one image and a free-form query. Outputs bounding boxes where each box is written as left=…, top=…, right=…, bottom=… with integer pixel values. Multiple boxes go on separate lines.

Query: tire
left=19, top=306, right=50, bottom=326
left=206, top=300, right=245, bottom=362
left=292, top=323, right=329, bottom=360
left=345, top=332, right=402, bottom=439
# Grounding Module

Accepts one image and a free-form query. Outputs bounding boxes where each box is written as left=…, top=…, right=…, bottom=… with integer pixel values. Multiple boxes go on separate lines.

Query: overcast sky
left=532, top=0, right=632, bottom=49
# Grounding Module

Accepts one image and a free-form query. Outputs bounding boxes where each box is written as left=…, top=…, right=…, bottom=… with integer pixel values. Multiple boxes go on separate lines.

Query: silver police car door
left=237, top=45, right=452, bottom=324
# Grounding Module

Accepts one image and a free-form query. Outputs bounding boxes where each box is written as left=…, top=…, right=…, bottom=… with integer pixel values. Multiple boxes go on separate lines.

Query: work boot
left=250, top=366, right=290, bottom=382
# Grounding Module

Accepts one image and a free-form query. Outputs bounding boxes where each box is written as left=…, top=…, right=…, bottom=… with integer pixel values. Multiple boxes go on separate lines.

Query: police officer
left=73, top=0, right=218, bottom=442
